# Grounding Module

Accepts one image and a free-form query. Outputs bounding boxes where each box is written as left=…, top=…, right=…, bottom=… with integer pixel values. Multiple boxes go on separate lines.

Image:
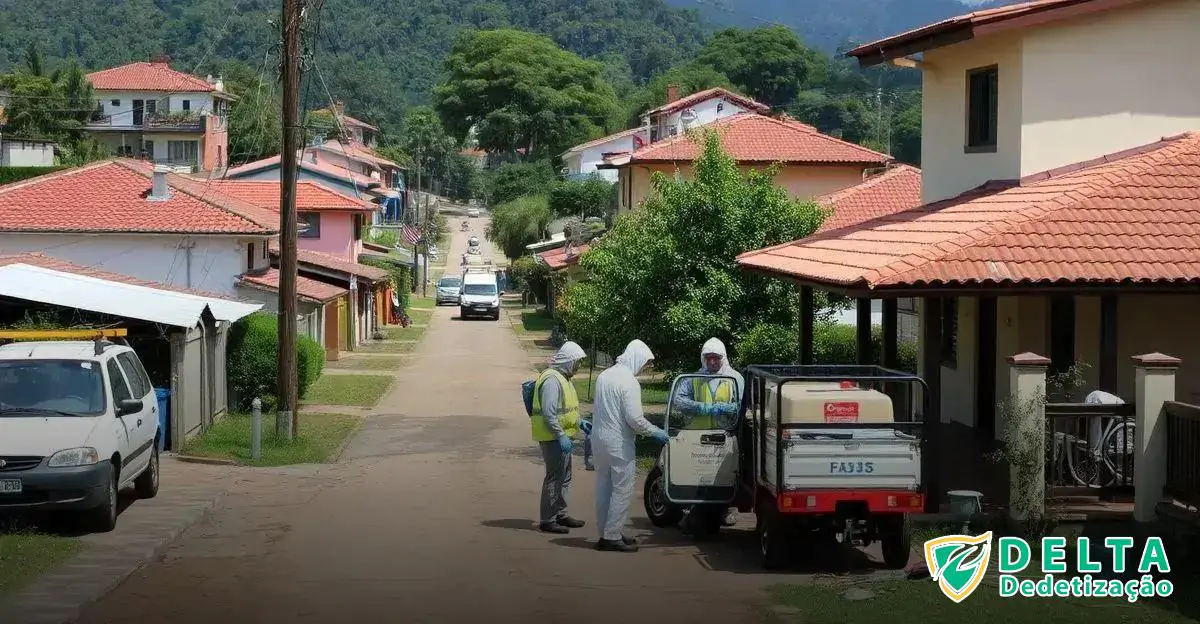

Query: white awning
left=0, top=264, right=261, bottom=328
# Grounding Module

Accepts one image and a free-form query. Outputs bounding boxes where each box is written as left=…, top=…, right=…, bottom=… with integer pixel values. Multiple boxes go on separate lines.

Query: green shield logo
left=923, top=531, right=993, bottom=603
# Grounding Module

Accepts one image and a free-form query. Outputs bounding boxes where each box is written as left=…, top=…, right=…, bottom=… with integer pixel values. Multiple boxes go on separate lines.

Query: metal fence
left=1045, top=402, right=1136, bottom=499
left=1164, top=401, right=1200, bottom=507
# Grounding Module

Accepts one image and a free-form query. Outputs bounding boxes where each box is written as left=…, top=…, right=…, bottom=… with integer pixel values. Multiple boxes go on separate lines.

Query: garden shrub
left=733, top=321, right=918, bottom=372
left=226, top=312, right=326, bottom=410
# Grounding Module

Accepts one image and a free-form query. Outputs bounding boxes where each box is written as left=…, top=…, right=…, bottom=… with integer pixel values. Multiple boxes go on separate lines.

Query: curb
left=172, top=454, right=238, bottom=466
left=329, top=414, right=368, bottom=463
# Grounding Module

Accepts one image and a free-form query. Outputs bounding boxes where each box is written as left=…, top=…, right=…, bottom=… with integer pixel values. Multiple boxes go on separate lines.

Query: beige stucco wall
left=619, top=163, right=867, bottom=212
left=1019, top=0, right=1200, bottom=176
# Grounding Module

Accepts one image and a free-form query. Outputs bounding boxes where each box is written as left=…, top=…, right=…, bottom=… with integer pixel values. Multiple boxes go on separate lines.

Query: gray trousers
left=539, top=441, right=572, bottom=523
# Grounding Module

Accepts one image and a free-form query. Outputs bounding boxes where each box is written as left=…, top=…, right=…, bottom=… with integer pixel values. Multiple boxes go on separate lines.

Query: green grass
left=357, top=340, right=418, bottom=354
left=408, top=295, right=436, bottom=309
left=325, top=356, right=406, bottom=371
left=386, top=322, right=428, bottom=341
left=303, top=374, right=394, bottom=407
left=518, top=310, right=555, bottom=333
left=572, top=372, right=670, bottom=404
left=0, top=532, right=81, bottom=596
left=762, top=581, right=1192, bottom=624
left=180, top=412, right=363, bottom=466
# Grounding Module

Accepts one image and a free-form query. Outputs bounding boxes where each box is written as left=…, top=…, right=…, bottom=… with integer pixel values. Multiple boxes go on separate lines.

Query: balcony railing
left=85, top=110, right=204, bottom=132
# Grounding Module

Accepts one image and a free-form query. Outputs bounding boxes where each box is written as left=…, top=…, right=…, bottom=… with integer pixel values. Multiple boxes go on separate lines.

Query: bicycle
left=1050, top=414, right=1135, bottom=488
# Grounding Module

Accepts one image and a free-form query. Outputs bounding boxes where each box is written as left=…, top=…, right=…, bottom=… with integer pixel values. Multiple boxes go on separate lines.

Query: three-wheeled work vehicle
left=643, top=365, right=927, bottom=570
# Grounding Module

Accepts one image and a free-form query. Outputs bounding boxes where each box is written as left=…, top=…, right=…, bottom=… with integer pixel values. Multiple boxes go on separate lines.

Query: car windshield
left=438, top=278, right=461, bottom=288
left=0, top=359, right=106, bottom=416
left=462, top=284, right=497, bottom=296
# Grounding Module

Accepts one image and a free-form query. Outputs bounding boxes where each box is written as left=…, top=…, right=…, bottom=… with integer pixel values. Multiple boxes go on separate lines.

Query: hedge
left=360, top=256, right=411, bottom=312
left=226, top=312, right=325, bottom=411
left=0, top=166, right=70, bottom=186
left=734, top=321, right=918, bottom=373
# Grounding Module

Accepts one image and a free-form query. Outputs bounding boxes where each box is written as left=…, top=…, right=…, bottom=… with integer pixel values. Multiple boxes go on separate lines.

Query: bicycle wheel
left=1100, top=421, right=1136, bottom=486
left=1065, top=436, right=1101, bottom=488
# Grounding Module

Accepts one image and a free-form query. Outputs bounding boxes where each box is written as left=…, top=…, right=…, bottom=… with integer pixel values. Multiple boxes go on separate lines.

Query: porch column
left=856, top=297, right=872, bottom=365
left=881, top=299, right=898, bottom=368
left=798, top=286, right=814, bottom=365
left=1007, top=352, right=1050, bottom=524
left=920, top=296, right=943, bottom=512
left=1099, top=295, right=1119, bottom=394
left=1132, top=352, right=1179, bottom=523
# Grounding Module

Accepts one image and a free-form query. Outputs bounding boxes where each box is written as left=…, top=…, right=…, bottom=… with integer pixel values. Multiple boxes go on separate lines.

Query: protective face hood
left=616, top=339, right=654, bottom=375
left=700, top=337, right=734, bottom=374
left=549, top=341, right=587, bottom=373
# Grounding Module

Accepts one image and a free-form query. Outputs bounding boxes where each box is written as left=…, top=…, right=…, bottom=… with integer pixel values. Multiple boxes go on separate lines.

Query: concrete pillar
left=1132, top=352, right=1179, bottom=523
left=1007, top=352, right=1050, bottom=523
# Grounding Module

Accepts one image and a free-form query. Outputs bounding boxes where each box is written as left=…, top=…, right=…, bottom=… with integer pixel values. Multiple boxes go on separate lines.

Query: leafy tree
left=548, top=176, right=615, bottom=219
left=221, top=60, right=281, bottom=165
left=623, top=64, right=735, bottom=128
left=433, top=29, right=619, bottom=159
left=561, top=133, right=837, bottom=373
left=694, top=26, right=828, bottom=107
left=484, top=161, right=556, bottom=206
left=486, top=195, right=552, bottom=260
left=397, top=106, right=454, bottom=203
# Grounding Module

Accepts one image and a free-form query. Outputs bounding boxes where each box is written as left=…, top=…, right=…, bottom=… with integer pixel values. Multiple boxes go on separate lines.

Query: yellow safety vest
left=690, top=377, right=734, bottom=430
left=531, top=368, right=581, bottom=442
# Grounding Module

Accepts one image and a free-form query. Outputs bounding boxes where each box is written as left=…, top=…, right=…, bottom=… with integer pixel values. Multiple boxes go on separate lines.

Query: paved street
left=72, top=219, right=789, bottom=623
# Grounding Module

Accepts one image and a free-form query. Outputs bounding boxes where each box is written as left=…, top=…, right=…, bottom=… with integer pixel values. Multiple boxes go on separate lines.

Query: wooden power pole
left=277, top=0, right=303, bottom=439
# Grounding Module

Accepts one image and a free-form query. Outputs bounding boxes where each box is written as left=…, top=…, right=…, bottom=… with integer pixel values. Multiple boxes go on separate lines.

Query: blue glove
left=717, top=402, right=739, bottom=415
left=698, top=403, right=715, bottom=417
left=579, top=420, right=593, bottom=435
left=651, top=429, right=670, bottom=445
left=558, top=435, right=574, bottom=453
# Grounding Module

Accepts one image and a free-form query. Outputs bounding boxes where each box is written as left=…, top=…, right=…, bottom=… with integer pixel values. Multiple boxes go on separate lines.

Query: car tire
left=643, top=465, right=685, bottom=527
left=134, top=443, right=160, bottom=499
left=757, top=499, right=788, bottom=570
left=878, top=515, right=912, bottom=569
left=491, top=310, right=500, bottom=321
left=86, top=465, right=119, bottom=533
left=459, top=306, right=469, bottom=319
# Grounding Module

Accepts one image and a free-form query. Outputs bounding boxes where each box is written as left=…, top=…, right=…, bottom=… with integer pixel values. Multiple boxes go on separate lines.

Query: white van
left=459, top=269, right=500, bottom=320
left=0, top=340, right=161, bottom=532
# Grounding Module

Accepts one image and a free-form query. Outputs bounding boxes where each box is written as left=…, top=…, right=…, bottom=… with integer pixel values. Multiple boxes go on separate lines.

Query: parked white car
left=467, top=208, right=480, bottom=218
left=459, top=270, right=501, bottom=320
left=0, top=340, right=160, bottom=532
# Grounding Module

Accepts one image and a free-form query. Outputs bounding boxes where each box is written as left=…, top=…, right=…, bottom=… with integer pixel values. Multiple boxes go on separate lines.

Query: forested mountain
left=662, top=0, right=1023, bottom=51
left=0, top=0, right=707, bottom=135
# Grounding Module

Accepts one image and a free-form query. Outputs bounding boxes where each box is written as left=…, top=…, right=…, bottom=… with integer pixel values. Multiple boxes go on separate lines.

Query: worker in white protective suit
left=591, top=339, right=670, bottom=552
left=672, top=338, right=745, bottom=529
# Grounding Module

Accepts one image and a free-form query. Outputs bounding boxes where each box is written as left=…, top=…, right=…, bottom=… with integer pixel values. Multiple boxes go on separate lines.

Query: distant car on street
left=467, top=208, right=480, bottom=218
left=435, top=276, right=462, bottom=305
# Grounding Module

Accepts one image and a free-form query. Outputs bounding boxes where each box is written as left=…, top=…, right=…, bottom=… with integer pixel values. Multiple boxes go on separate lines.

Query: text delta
left=996, top=536, right=1173, bottom=602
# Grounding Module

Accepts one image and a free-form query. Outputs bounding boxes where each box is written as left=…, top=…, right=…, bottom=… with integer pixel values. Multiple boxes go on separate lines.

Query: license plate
left=475, top=306, right=488, bottom=310
left=0, top=479, right=21, bottom=494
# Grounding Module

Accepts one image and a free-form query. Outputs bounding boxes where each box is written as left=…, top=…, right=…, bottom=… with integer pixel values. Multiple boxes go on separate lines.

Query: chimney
left=665, top=83, right=680, bottom=104
left=214, top=75, right=224, bottom=92
left=334, top=100, right=345, bottom=116
left=149, top=165, right=171, bottom=201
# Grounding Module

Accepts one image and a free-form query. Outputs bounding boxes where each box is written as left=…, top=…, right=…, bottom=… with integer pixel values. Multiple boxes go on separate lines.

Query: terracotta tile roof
left=563, top=127, right=649, bottom=156
left=536, top=243, right=590, bottom=270
left=624, top=113, right=891, bottom=166
left=209, top=180, right=375, bottom=212
left=319, top=140, right=403, bottom=171
left=238, top=268, right=348, bottom=303
left=315, top=106, right=380, bottom=132
left=268, top=243, right=389, bottom=281
left=816, top=164, right=923, bottom=233
left=461, top=148, right=486, bottom=157
left=846, top=0, right=1142, bottom=66
left=225, top=153, right=382, bottom=189
left=0, top=252, right=241, bottom=300
left=86, top=61, right=215, bottom=93
left=645, top=88, right=771, bottom=116
left=0, top=159, right=278, bottom=235
left=736, top=133, right=1200, bottom=290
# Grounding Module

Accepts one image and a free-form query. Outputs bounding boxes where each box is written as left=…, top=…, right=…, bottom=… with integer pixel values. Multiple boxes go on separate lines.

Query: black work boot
left=596, top=538, right=639, bottom=552
left=538, top=522, right=569, bottom=534
left=555, top=515, right=586, bottom=529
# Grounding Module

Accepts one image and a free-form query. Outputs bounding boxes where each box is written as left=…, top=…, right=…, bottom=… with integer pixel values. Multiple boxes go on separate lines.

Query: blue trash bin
left=154, top=388, right=171, bottom=451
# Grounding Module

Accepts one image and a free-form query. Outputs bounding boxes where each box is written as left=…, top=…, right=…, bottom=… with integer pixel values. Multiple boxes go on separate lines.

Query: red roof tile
left=319, top=140, right=403, bottom=171
left=564, top=127, right=649, bottom=156
left=0, top=160, right=278, bottom=235
left=736, top=133, right=1200, bottom=290
left=210, top=180, right=375, bottom=212
left=238, top=268, right=348, bottom=303
left=847, top=0, right=1142, bottom=66
left=315, top=106, right=380, bottom=132
left=816, top=164, right=923, bottom=233
left=225, top=153, right=382, bottom=190
left=624, top=113, right=891, bottom=166
left=86, top=61, right=216, bottom=93
left=645, top=88, right=771, bottom=117
left=536, top=243, right=590, bottom=271
left=0, top=252, right=241, bottom=301
left=268, top=243, right=389, bottom=281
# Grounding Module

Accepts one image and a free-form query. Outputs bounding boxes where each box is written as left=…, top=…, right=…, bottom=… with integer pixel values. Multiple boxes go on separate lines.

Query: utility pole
left=278, top=0, right=304, bottom=439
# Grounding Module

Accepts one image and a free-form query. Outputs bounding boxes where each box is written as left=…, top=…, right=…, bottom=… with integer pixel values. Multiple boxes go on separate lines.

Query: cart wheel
left=756, top=503, right=788, bottom=570
left=878, top=515, right=912, bottom=569
left=644, top=465, right=684, bottom=528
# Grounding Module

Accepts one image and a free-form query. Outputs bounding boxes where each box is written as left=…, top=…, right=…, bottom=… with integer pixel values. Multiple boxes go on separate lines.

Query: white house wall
left=0, top=141, right=55, bottom=166
left=0, top=234, right=258, bottom=296
left=96, top=91, right=216, bottom=126
left=657, top=97, right=748, bottom=139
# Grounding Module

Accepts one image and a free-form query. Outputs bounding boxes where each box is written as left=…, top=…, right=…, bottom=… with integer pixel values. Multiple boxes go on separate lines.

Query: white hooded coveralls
left=591, top=339, right=660, bottom=541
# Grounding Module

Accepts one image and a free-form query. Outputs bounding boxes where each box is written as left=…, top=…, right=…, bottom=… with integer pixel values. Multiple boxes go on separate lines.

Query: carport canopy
left=0, top=263, right=262, bottom=327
